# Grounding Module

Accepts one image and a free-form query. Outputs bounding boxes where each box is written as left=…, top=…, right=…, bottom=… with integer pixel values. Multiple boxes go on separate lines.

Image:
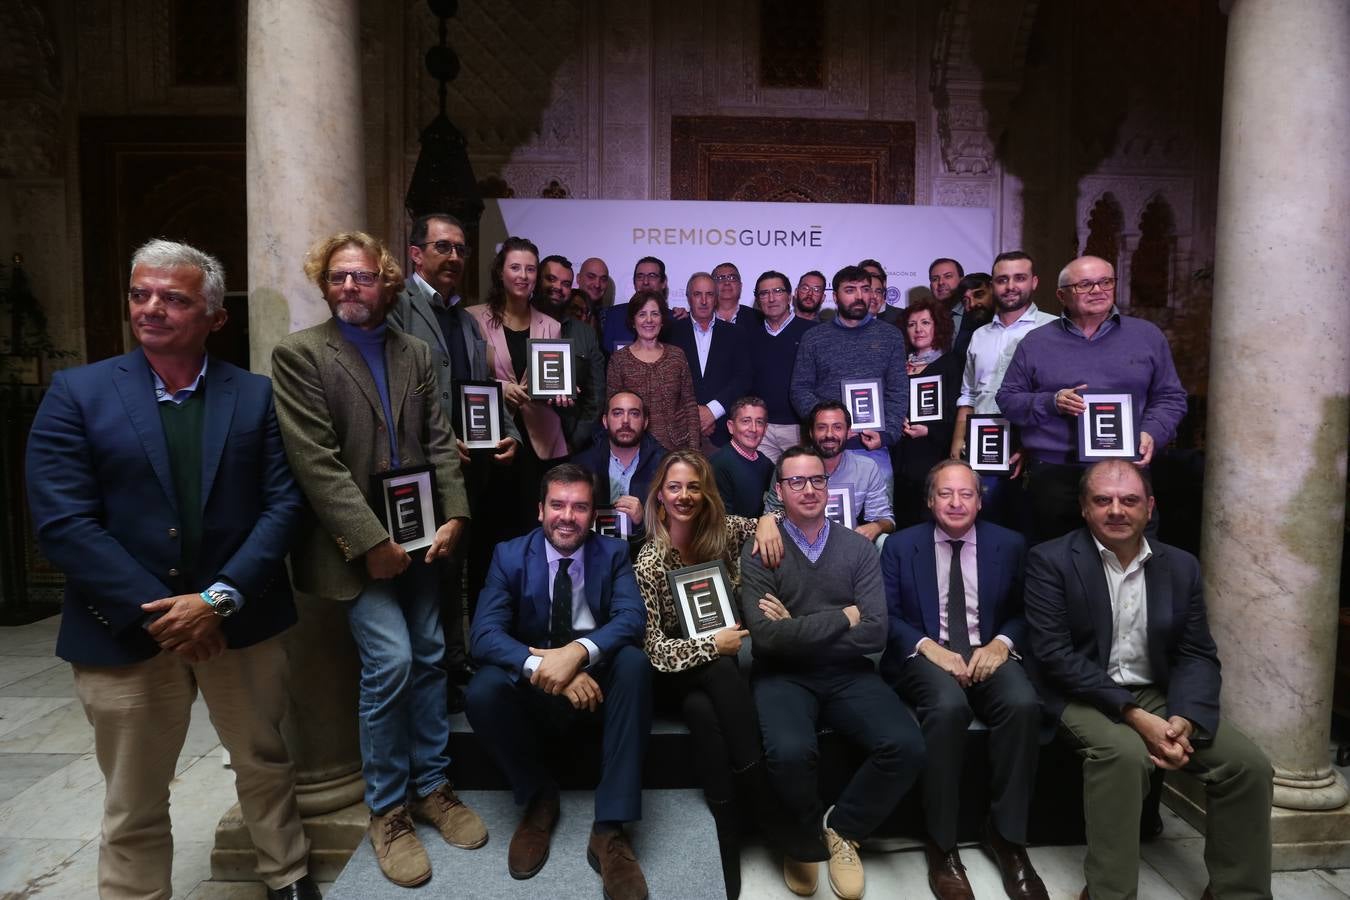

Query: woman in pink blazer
left=467, top=236, right=571, bottom=533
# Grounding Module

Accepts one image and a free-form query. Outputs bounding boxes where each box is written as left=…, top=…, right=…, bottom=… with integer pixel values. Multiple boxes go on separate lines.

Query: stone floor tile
left=0, top=836, right=89, bottom=896
left=0, top=697, right=93, bottom=753
left=1274, top=869, right=1350, bottom=899
left=1316, top=868, right=1350, bottom=897
left=167, top=753, right=243, bottom=841
left=0, top=621, right=61, bottom=658
left=0, top=752, right=81, bottom=804
left=1142, top=836, right=1208, bottom=897
left=0, top=659, right=75, bottom=697
left=0, top=753, right=107, bottom=841
left=0, top=697, right=80, bottom=743
left=0, top=655, right=64, bottom=690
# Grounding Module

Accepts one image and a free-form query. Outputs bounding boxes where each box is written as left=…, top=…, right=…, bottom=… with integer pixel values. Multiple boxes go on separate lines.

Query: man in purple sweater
left=996, top=255, right=1187, bottom=543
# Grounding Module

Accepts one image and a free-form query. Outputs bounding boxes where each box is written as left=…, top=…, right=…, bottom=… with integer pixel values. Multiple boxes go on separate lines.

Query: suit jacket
left=271, top=318, right=470, bottom=602
left=557, top=315, right=606, bottom=452
left=879, top=520, right=1027, bottom=683
left=389, top=277, right=522, bottom=445
left=469, top=528, right=646, bottom=678
left=1024, top=528, right=1222, bottom=736
left=466, top=304, right=569, bottom=460
left=571, top=431, right=668, bottom=508
left=665, top=317, right=751, bottom=446
left=25, top=349, right=302, bottom=666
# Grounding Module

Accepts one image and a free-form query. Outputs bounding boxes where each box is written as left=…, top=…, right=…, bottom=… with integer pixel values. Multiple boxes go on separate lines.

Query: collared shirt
left=608, top=446, right=641, bottom=500
left=413, top=271, right=461, bottom=310
left=957, top=303, right=1056, bottom=412
left=1094, top=535, right=1155, bottom=686
left=730, top=440, right=759, bottom=462
left=522, top=539, right=600, bottom=677
left=150, top=357, right=242, bottom=612
left=783, top=516, right=830, bottom=563
left=918, top=526, right=1015, bottom=656
left=1060, top=306, right=1121, bottom=342
left=764, top=310, right=796, bottom=336
left=690, top=316, right=716, bottom=375
left=762, top=449, right=894, bottom=527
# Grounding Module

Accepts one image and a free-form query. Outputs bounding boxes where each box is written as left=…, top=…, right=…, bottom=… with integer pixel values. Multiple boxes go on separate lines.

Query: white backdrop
left=480, top=199, right=995, bottom=309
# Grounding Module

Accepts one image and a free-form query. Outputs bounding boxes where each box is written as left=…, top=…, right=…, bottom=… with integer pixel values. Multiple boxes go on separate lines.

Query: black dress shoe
left=267, top=874, right=321, bottom=900
left=981, top=821, right=1048, bottom=900
left=923, top=840, right=974, bottom=900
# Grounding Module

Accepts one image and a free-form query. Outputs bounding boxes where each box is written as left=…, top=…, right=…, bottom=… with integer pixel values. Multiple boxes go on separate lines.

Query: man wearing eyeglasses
left=746, top=270, right=818, bottom=462
left=391, top=213, right=520, bottom=690
left=273, top=231, right=485, bottom=888
left=711, top=261, right=756, bottom=325
left=793, top=270, right=832, bottom=323
left=740, top=446, right=924, bottom=900
left=601, top=256, right=674, bottom=354
left=997, top=255, right=1188, bottom=543
left=667, top=271, right=751, bottom=449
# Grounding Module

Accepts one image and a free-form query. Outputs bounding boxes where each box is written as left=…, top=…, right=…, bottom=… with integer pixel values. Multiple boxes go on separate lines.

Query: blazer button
left=442, top=359, right=449, bottom=367
left=442, top=392, right=449, bottom=399
left=168, top=528, right=179, bottom=538
left=168, top=567, right=180, bottom=577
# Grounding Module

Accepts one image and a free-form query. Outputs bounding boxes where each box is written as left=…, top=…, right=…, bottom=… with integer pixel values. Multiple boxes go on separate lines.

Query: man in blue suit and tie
left=466, top=463, right=652, bottom=900
left=880, top=460, right=1046, bottom=900
left=25, top=240, right=317, bottom=900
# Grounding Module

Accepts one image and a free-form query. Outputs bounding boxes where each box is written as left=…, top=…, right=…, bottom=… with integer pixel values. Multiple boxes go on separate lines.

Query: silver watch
left=200, top=589, right=238, bottom=618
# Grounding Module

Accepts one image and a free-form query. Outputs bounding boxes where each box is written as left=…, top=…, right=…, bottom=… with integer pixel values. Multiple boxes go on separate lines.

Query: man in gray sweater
left=739, top=447, right=925, bottom=900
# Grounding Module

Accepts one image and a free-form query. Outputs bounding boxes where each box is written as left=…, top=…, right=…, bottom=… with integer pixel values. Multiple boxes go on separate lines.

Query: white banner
left=481, top=198, right=995, bottom=309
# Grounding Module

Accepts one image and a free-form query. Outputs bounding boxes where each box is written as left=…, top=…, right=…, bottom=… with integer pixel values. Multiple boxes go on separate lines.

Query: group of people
left=23, top=218, right=1274, bottom=900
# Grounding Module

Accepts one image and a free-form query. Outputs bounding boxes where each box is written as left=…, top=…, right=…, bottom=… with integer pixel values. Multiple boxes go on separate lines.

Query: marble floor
left=2, top=613, right=1347, bottom=899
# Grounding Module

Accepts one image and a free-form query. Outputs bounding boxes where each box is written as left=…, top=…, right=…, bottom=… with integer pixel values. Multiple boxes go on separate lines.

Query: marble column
left=1194, top=0, right=1350, bottom=869
left=214, top=0, right=371, bottom=882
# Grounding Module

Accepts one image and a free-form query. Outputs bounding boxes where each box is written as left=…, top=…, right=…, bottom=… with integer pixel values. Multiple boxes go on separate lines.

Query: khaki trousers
left=73, top=638, right=309, bottom=899
left=1059, top=686, right=1273, bottom=900
left=759, top=423, right=803, bottom=464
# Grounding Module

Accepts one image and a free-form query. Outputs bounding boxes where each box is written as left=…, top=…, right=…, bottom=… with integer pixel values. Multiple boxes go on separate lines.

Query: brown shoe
left=923, top=839, right=974, bottom=900
left=783, top=856, right=819, bottom=896
left=981, top=822, right=1048, bottom=900
left=508, top=791, right=560, bottom=879
left=587, top=828, right=649, bottom=900
left=411, top=783, right=488, bottom=849
left=368, top=805, right=431, bottom=887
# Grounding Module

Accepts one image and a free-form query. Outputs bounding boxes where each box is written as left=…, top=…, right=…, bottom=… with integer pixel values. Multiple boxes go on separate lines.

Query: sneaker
left=823, top=823, right=864, bottom=899
left=783, top=856, right=820, bottom=896
left=411, top=783, right=488, bottom=849
left=368, top=805, right=431, bottom=887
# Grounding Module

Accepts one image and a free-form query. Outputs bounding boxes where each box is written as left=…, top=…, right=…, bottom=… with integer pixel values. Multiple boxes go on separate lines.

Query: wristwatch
left=200, top=589, right=238, bottom=618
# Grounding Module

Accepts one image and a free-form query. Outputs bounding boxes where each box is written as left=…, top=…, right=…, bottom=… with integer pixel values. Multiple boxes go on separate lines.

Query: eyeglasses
left=416, top=240, right=471, bottom=259
left=798, top=284, right=825, bottom=296
left=755, top=287, right=788, bottom=298
left=634, top=272, right=663, bottom=284
left=325, top=270, right=379, bottom=286
left=777, top=474, right=828, bottom=492
left=713, top=273, right=741, bottom=283
left=1065, top=277, right=1116, bottom=294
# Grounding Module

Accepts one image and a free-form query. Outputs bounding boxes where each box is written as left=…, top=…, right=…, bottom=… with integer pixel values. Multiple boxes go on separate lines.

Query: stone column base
left=209, top=799, right=371, bottom=883
left=1166, top=775, right=1350, bottom=870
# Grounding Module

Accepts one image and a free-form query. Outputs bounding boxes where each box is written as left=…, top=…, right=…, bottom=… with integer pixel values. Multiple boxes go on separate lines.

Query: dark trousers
left=654, top=657, right=763, bottom=804
left=1027, top=461, right=1159, bottom=545
left=754, top=663, right=925, bottom=847
left=438, top=467, right=493, bottom=668
left=464, top=645, right=652, bottom=823
left=896, top=653, right=1041, bottom=850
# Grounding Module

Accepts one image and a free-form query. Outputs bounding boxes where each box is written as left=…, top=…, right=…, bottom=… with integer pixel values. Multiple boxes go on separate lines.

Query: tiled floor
left=1, top=613, right=1347, bottom=899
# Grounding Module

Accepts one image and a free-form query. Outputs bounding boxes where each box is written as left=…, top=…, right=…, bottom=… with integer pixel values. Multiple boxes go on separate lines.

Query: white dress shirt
left=690, top=317, right=726, bottom=420
left=1093, top=536, right=1155, bottom=686
left=522, top=539, right=600, bottom=676
left=916, top=525, right=1015, bottom=654
left=957, top=304, right=1056, bottom=412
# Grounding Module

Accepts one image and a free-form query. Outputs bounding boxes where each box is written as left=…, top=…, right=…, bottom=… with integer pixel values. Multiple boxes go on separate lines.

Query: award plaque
left=668, top=560, right=738, bottom=639
left=528, top=338, right=575, bottom=398
left=841, top=378, right=884, bottom=431
left=458, top=380, right=503, bottom=450
left=1077, top=392, right=1136, bottom=461
left=372, top=464, right=438, bottom=552
left=825, top=484, right=856, bottom=527
left=909, top=373, right=944, bottom=424
left=592, top=507, right=632, bottom=540
left=967, top=416, right=1012, bottom=473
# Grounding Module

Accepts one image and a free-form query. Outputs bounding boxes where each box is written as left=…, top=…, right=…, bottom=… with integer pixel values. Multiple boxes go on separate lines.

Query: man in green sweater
left=739, top=447, right=925, bottom=900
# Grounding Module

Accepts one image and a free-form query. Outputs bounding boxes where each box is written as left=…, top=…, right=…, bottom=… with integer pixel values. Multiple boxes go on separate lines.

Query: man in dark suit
left=466, top=464, right=652, bottom=900
left=533, top=253, right=606, bottom=453
left=570, top=390, right=668, bottom=545
left=1025, top=460, right=1272, bottom=900
left=880, top=460, right=1046, bottom=900
left=25, top=240, right=317, bottom=900
left=667, top=271, right=752, bottom=450
left=390, top=212, right=519, bottom=684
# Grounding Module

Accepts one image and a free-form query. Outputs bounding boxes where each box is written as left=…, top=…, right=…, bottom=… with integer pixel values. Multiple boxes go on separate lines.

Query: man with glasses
left=997, top=255, right=1188, bottom=542
left=793, top=270, right=831, bottom=322
left=712, top=261, right=756, bottom=325
left=274, top=231, right=486, bottom=887
left=747, top=270, right=818, bottom=461
left=667, top=271, right=751, bottom=449
left=762, top=402, right=894, bottom=544
left=740, top=446, right=924, bottom=900
left=391, top=213, right=519, bottom=689
left=602, top=256, right=673, bottom=354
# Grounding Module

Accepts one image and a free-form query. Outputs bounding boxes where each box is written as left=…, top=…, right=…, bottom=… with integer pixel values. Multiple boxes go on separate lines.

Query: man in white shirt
left=1024, top=460, right=1272, bottom=900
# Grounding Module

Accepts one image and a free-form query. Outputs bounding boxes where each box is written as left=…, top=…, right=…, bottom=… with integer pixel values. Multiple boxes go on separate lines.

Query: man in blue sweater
left=996, top=255, right=1188, bottom=543
left=748, top=270, right=817, bottom=461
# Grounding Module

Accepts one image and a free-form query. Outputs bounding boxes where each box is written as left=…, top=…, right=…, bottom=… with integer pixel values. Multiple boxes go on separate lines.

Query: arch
left=1082, top=192, right=1125, bottom=273
left=1131, top=195, right=1176, bottom=307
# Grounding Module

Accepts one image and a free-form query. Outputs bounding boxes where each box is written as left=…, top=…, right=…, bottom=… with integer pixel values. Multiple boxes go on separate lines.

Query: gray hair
left=130, top=239, right=227, bottom=313
left=1057, top=255, right=1114, bottom=289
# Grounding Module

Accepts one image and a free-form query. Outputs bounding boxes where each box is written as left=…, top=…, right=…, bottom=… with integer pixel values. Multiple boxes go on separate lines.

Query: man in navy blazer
left=466, top=464, right=652, bottom=900
left=666, top=272, right=752, bottom=448
left=880, top=460, right=1045, bottom=900
left=25, top=240, right=316, bottom=900
left=1025, top=461, right=1271, bottom=900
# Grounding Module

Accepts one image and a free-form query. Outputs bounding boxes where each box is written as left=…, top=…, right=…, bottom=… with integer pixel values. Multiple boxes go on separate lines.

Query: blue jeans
left=346, top=559, right=451, bottom=814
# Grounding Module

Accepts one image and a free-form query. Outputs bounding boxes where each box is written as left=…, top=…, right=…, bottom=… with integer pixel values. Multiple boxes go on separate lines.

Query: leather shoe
left=981, top=822, right=1048, bottom=900
left=508, top=791, right=560, bottom=879
left=266, top=874, right=320, bottom=900
left=782, top=856, right=819, bottom=896
left=587, top=827, right=649, bottom=900
left=923, top=840, right=974, bottom=900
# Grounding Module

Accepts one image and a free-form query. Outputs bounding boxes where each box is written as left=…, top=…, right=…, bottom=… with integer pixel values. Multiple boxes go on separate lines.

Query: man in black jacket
left=570, top=390, right=668, bottom=546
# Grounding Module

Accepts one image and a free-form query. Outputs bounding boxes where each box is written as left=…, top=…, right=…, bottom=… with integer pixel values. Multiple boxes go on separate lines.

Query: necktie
left=946, top=540, right=972, bottom=659
left=551, top=558, right=574, bottom=649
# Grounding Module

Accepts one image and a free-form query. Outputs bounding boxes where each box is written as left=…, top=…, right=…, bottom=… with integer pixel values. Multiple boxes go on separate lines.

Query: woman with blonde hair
left=634, top=450, right=784, bottom=898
